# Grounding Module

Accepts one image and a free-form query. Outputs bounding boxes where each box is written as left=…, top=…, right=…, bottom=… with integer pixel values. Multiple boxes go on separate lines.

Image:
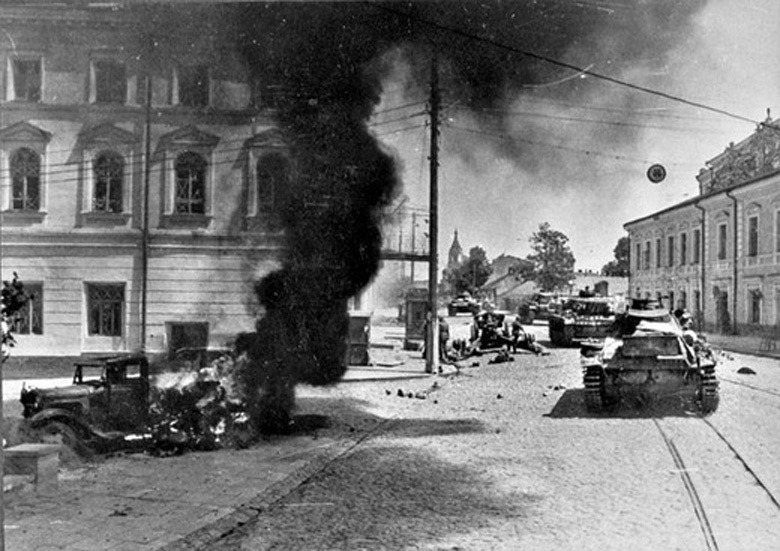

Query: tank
left=581, top=308, right=719, bottom=413
left=548, top=297, right=618, bottom=346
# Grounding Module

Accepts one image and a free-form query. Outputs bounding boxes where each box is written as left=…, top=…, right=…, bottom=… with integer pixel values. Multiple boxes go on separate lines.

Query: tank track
left=583, top=365, right=605, bottom=412
left=699, top=366, right=719, bottom=414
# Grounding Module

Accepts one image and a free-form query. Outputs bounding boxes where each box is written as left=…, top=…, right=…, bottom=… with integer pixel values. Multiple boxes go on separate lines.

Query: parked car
left=448, top=292, right=480, bottom=316
left=20, top=354, right=151, bottom=455
left=517, top=292, right=558, bottom=324
left=548, top=297, right=618, bottom=346
left=581, top=308, right=719, bottom=413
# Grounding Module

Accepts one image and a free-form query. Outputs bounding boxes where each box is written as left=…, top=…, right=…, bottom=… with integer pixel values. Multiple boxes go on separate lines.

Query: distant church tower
left=447, top=230, right=464, bottom=270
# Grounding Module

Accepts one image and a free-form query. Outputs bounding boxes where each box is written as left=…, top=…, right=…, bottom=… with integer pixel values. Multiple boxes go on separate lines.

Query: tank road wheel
left=700, top=368, right=720, bottom=414
left=583, top=365, right=605, bottom=412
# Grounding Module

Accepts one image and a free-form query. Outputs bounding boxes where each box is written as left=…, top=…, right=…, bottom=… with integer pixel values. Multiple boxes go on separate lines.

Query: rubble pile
left=149, top=354, right=255, bottom=454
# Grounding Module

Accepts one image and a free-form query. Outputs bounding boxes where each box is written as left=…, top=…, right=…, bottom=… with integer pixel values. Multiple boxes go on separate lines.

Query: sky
left=369, top=0, right=780, bottom=272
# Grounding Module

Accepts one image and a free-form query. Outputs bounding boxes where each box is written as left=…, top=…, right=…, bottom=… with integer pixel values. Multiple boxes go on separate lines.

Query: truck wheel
left=40, top=421, right=93, bottom=462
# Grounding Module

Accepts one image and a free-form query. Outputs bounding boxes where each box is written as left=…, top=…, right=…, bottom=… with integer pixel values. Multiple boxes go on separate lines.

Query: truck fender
left=30, top=409, right=93, bottom=440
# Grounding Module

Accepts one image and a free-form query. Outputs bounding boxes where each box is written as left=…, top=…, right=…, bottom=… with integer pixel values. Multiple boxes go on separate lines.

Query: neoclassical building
left=0, top=4, right=294, bottom=359
left=625, top=117, right=780, bottom=334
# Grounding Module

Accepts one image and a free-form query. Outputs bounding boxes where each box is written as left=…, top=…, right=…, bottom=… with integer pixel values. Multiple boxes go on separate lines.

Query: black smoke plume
left=232, top=1, right=709, bottom=432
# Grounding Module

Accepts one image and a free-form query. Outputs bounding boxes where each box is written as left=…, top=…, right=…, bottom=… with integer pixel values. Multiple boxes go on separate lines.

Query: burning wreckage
left=19, top=349, right=262, bottom=456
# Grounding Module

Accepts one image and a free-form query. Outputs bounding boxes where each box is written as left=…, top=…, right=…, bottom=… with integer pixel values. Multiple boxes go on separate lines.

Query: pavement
left=1, top=326, right=442, bottom=551
left=2, top=322, right=777, bottom=550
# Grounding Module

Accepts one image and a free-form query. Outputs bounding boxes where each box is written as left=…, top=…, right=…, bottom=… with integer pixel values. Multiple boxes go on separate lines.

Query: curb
left=161, top=419, right=394, bottom=550
left=161, top=438, right=356, bottom=551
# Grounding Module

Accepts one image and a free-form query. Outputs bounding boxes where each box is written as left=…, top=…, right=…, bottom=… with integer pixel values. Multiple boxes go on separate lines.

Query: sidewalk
left=3, top=360, right=436, bottom=551
left=705, top=332, right=780, bottom=360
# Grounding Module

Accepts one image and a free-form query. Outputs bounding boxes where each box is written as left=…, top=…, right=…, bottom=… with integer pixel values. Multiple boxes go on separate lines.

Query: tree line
left=443, top=223, right=629, bottom=296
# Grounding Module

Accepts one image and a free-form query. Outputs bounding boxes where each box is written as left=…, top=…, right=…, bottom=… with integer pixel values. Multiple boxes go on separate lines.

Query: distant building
left=625, top=114, right=780, bottom=334
left=447, top=229, right=464, bottom=271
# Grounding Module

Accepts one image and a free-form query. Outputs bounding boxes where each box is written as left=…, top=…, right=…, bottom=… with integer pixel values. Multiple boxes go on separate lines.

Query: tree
left=1, top=273, right=30, bottom=362
left=446, top=246, right=493, bottom=295
left=525, top=222, right=576, bottom=292
left=602, top=235, right=630, bottom=277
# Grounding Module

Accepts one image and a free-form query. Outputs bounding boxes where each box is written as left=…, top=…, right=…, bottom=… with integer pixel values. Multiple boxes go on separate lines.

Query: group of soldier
left=436, top=307, right=550, bottom=364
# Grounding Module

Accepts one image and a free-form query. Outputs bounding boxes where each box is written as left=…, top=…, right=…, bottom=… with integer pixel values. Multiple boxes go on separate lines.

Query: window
left=256, top=153, right=290, bottom=212
left=750, top=289, right=762, bottom=324
left=776, top=209, right=780, bottom=253
left=748, top=215, right=759, bottom=257
left=174, top=152, right=207, bottom=214
left=693, top=229, right=701, bottom=264
left=643, top=241, right=651, bottom=270
left=680, top=233, right=687, bottom=265
left=11, top=283, right=43, bottom=335
left=93, top=151, right=124, bottom=213
left=655, top=238, right=662, bottom=268
left=11, top=58, right=41, bottom=102
left=10, top=147, right=41, bottom=211
left=718, top=223, right=728, bottom=260
left=178, top=65, right=209, bottom=107
left=667, top=235, right=675, bottom=267
left=635, top=244, right=641, bottom=271
left=87, top=284, right=124, bottom=336
left=679, top=291, right=687, bottom=311
left=93, top=60, right=126, bottom=104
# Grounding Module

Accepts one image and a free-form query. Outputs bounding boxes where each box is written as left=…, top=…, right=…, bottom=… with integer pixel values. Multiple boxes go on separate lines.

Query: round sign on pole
left=647, top=164, right=666, bottom=183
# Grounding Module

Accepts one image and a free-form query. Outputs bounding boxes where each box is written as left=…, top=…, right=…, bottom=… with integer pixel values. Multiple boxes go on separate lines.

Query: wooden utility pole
left=426, top=54, right=440, bottom=374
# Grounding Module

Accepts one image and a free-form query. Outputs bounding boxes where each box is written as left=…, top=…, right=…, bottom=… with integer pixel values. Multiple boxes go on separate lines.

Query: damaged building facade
left=625, top=116, right=780, bottom=334
left=0, top=4, right=370, bottom=359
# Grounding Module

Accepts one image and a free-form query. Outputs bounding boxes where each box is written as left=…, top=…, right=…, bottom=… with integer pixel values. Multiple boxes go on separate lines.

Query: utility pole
left=426, top=54, right=440, bottom=374
left=411, top=212, right=417, bottom=283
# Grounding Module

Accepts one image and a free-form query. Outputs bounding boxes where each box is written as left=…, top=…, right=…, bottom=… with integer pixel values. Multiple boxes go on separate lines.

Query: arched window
left=93, top=151, right=124, bottom=213
left=11, top=147, right=41, bottom=211
left=174, top=151, right=207, bottom=214
left=256, top=153, right=290, bottom=212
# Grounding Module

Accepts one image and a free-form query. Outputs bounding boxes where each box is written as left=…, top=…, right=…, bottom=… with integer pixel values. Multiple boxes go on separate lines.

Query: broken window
left=93, top=151, right=124, bottom=213
left=11, top=147, right=41, bottom=211
left=174, top=151, right=207, bottom=214
left=12, top=282, right=43, bottom=335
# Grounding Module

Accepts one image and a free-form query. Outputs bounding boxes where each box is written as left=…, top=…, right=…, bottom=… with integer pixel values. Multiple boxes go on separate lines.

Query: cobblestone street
left=207, top=321, right=780, bottom=551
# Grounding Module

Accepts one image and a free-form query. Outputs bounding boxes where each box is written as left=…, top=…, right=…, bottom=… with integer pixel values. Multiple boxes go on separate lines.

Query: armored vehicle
left=548, top=297, right=618, bottom=346
left=20, top=354, right=150, bottom=454
left=448, top=292, right=480, bottom=316
left=517, top=292, right=558, bottom=324
left=581, top=309, right=719, bottom=413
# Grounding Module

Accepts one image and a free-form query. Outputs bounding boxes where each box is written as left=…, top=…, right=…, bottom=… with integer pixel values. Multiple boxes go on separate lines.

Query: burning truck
left=20, top=350, right=256, bottom=457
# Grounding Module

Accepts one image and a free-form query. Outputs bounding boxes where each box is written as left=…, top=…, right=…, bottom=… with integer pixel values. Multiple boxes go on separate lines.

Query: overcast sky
left=370, top=0, right=780, bottom=272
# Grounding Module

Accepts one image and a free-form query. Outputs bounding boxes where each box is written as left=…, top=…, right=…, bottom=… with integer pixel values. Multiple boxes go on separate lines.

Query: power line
left=372, top=123, right=428, bottom=138
left=445, top=123, right=700, bottom=168
left=372, top=4, right=769, bottom=130
left=367, top=110, right=427, bottom=127
left=448, top=105, right=730, bottom=134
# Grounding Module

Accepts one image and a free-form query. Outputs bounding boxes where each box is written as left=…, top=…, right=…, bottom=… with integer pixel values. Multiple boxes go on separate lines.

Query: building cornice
left=624, top=167, right=780, bottom=231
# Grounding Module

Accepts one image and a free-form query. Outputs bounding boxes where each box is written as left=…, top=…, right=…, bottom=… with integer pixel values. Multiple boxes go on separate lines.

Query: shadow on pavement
left=546, top=389, right=707, bottom=419
left=212, top=443, right=542, bottom=550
